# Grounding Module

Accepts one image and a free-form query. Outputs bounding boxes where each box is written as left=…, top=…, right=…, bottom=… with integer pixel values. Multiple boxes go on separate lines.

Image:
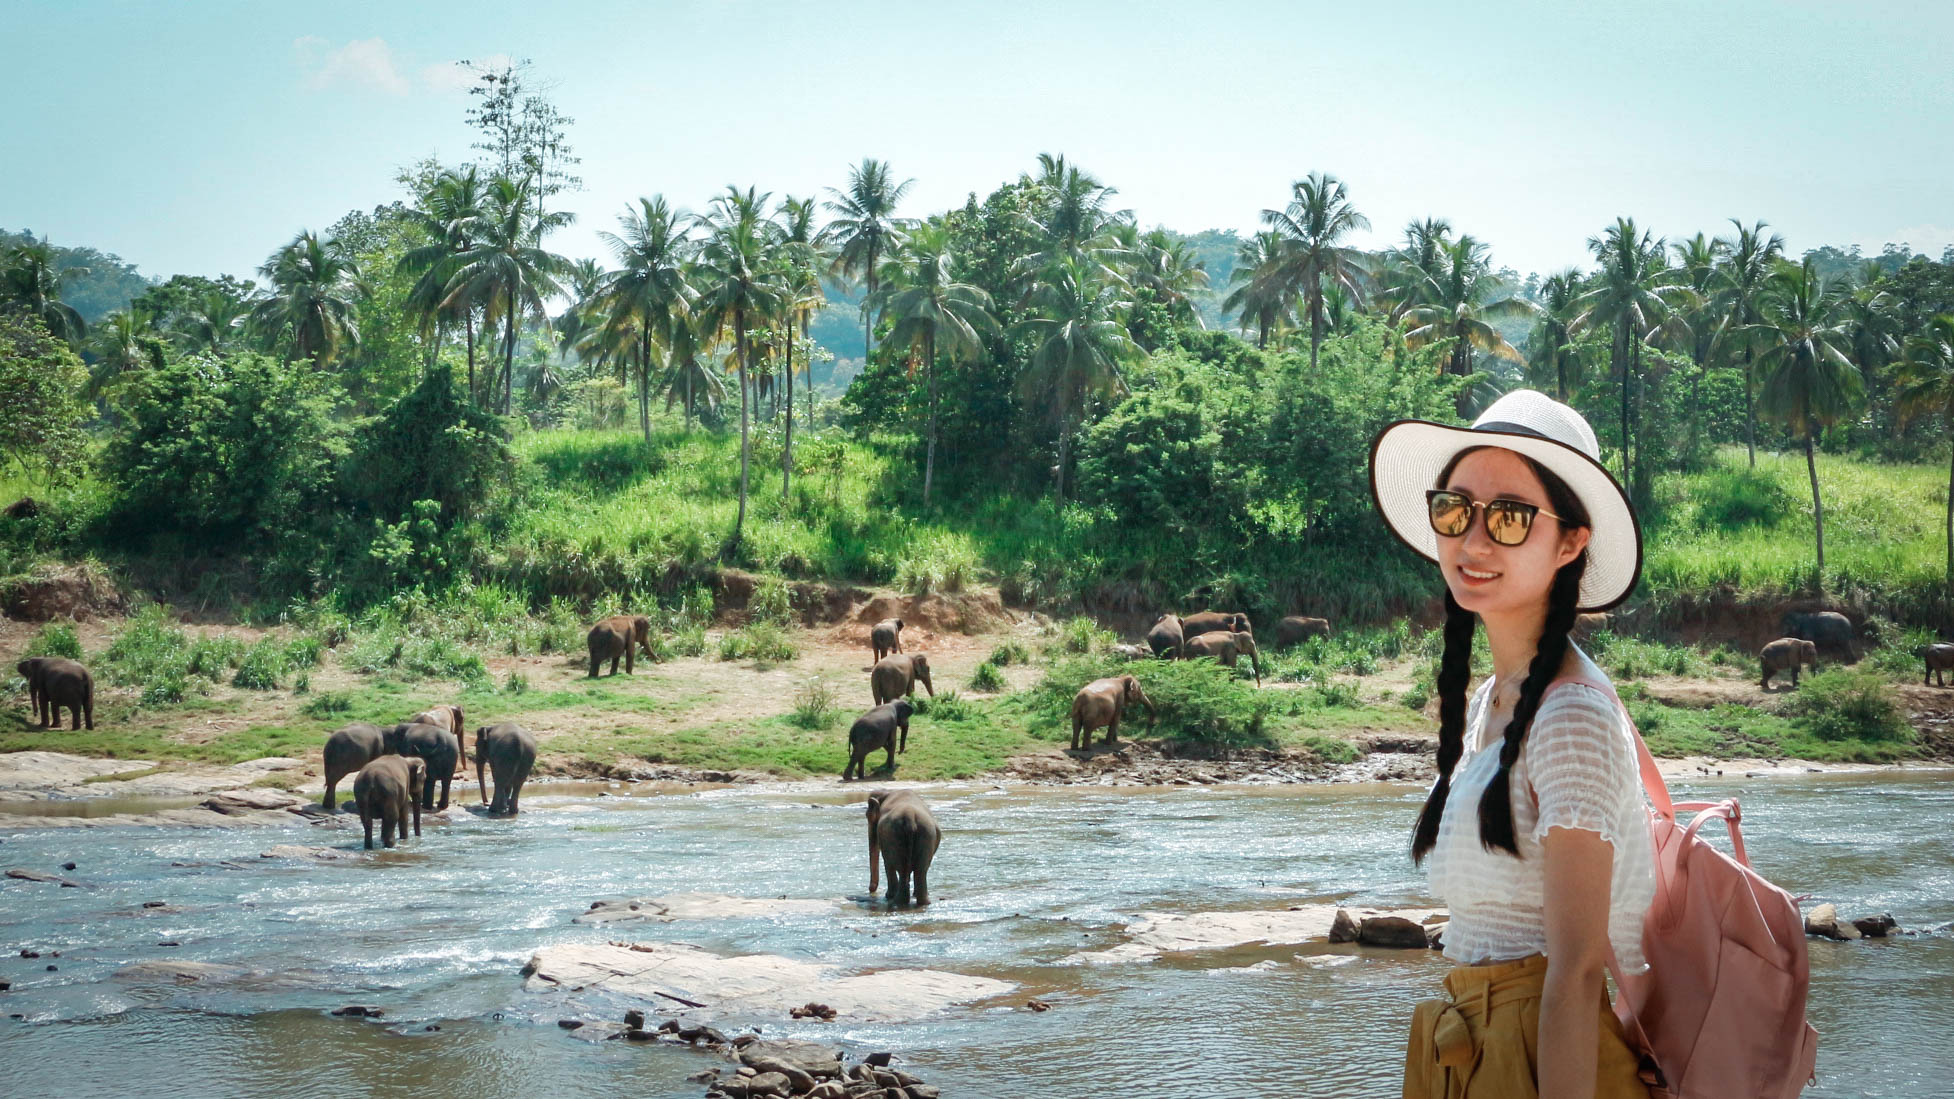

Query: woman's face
left=1437, top=447, right=1591, bottom=618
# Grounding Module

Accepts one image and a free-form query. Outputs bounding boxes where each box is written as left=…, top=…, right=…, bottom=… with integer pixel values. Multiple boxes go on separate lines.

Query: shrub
left=301, top=691, right=355, bottom=718
left=1401, top=681, right=1431, bottom=711
left=989, top=640, right=1032, bottom=666
left=914, top=690, right=973, bottom=721
left=1049, top=616, right=1114, bottom=655
left=1018, top=655, right=1272, bottom=748
left=719, top=622, right=797, bottom=664
left=668, top=624, right=708, bottom=658
left=232, top=640, right=286, bottom=690
left=1869, top=627, right=1939, bottom=681
left=789, top=677, right=841, bottom=729
left=968, top=661, right=1006, bottom=692
left=22, top=623, right=82, bottom=660
left=1780, top=670, right=1912, bottom=743
left=748, top=578, right=797, bottom=626
left=344, top=630, right=489, bottom=684
left=283, top=635, right=325, bottom=669
left=504, top=670, right=529, bottom=694
left=292, top=672, right=311, bottom=694
left=1311, top=679, right=1362, bottom=708
left=1299, top=734, right=1361, bottom=764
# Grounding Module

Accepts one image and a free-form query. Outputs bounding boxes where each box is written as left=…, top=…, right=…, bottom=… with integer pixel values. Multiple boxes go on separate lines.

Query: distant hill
left=1, top=228, right=155, bottom=324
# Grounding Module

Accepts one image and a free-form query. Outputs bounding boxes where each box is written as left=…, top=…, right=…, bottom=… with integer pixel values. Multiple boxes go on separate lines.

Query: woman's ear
left=1556, top=525, right=1591, bottom=569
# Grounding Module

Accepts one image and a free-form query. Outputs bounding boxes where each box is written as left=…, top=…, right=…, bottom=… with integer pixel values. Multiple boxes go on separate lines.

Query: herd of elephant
left=320, top=707, right=536, bottom=849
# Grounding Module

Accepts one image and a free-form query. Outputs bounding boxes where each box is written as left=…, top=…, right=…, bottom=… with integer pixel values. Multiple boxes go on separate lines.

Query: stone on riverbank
left=5, top=868, right=83, bottom=887
left=1060, top=904, right=1444, bottom=963
left=1805, top=903, right=1861, bottom=940
left=576, top=894, right=838, bottom=925
left=523, top=941, right=1012, bottom=1024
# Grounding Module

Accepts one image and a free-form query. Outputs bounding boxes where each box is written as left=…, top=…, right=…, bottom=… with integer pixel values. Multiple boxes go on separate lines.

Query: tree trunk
left=1744, top=342, right=1758, bottom=468
left=1618, top=325, right=1631, bottom=482
left=1309, top=291, right=1323, bottom=372
left=638, top=332, right=652, bottom=444
left=783, top=313, right=795, bottom=498
left=685, top=364, right=694, bottom=431
left=1055, top=409, right=1070, bottom=508
left=1804, top=426, right=1825, bottom=578
left=465, top=312, right=477, bottom=403
left=924, top=329, right=937, bottom=508
left=1945, top=433, right=1953, bottom=581
left=502, top=295, right=517, bottom=416
left=733, top=305, right=750, bottom=551
left=1630, top=332, right=1643, bottom=494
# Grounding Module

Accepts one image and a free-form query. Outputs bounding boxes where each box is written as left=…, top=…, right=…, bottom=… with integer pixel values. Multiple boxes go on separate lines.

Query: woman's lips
left=1457, top=565, right=1500, bottom=587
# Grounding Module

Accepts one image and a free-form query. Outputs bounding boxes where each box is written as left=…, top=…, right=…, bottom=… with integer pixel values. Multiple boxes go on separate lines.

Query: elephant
left=474, top=723, right=537, bottom=815
left=870, top=653, right=935, bottom=706
left=353, top=755, right=425, bottom=850
left=866, top=789, right=940, bottom=908
left=1109, top=643, right=1152, bottom=660
left=407, top=704, right=467, bottom=779
left=870, top=618, right=905, bottom=662
left=1070, top=675, right=1156, bottom=750
left=1180, top=610, right=1252, bottom=641
left=1781, top=611, right=1854, bottom=658
left=1145, top=614, right=1185, bottom=658
left=323, top=723, right=392, bottom=811
left=1759, top=638, right=1819, bottom=689
left=15, top=657, right=91, bottom=730
left=1273, top=616, right=1331, bottom=648
left=842, top=700, right=915, bottom=781
left=1186, top=630, right=1262, bottom=685
left=383, top=722, right=458, bottom=811
left=587, top=616, right=648, bottom=678
left=1921, top=643, right=1954, bottom=687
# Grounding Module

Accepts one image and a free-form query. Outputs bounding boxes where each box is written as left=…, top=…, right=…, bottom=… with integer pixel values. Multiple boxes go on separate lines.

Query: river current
left=0, top=772, right=1948, bottom=1098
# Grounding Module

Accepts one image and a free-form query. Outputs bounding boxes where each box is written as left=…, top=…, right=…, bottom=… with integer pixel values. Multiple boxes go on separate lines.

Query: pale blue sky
left=6, top=0, right=1951, bottom=284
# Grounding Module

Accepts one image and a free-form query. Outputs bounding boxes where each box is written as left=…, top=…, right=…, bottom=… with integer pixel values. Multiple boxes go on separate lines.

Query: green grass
left=1625, top=693, right=1917, bottom=765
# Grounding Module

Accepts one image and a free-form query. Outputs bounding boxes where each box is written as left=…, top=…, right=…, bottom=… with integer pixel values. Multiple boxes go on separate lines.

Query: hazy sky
left=7, top=0, right=1951, bottom=285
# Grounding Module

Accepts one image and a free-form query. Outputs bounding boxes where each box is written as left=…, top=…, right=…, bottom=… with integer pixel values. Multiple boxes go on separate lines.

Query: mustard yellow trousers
left=1403, top=954, right=1653, bottom=1099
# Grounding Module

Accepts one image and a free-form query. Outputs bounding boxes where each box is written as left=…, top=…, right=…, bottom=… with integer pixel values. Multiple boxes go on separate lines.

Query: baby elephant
left=870, top=653, right=934, bottom=706
left=1274, top=616, right=1331, bottom=648
left=16, top=657, right=93, bottom=730
left=587, top=615, right=650, bottom=678
left=1920, top=643, right=1954, bottom=687
left=870, top=618, right=905, bottom=662
left=474, top=724, right=537, bottom=815
left=354, top=755, right=425, bottom=849
left=322, top=722, right=391, bottom=812
left=1759, top=637, right=1819, bottom=689
left=843, top=699, right=915, bottom=781
left=866, top=789, right=940, bottom=907
left=1071, top=675, right=1156, bottom=750
left=1186, top=631, right=1262, bottom=685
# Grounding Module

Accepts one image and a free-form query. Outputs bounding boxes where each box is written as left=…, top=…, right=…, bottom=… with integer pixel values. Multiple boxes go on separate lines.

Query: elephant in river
left=1273, top=616, right=1331, bottom=648
left=1759, top=638, right=1818, bottom=689
left=353, top=755, right=425, bottom=850
left=384, top=722, right=458, bottom=811
left=1781, top=611, right=1854, bottom=658
left=866, top=789, right=940, bottom=908
left=16, top=657, right=92, bottom=730
left=1070, top=675, right=1157, bottom=750
left=587, top=615, right=651, bottom=677
left=1920, top=643, right=1954, bottom=687
left=843, top=700, right=915, bottom=781
left=474, top=724, right=536, bottom=815
left=323, top=723, right=393, bottom=811
left=871, top=653, right=934, bottom=706
left=1186, top=631, right=1262, bottom=685
left=1145, top=614, right=1185, bottom=658
left=870, top=618, right=905, bottom=662
left=407, top=704, right=467, bottom=779
left=1180, top=610, right=1252, bottom=641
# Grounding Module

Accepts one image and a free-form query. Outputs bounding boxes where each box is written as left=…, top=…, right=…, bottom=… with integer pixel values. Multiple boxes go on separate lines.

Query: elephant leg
left=324, top=773, right=341, bottom=812
left=83, top=693, right=92, bottom=730
left=439, top=776, right=452, bottom=812
left=913, top=864, right=929, bottom=907
left=1070, top=716, right=1082, bottom=752
left=588, top=654, right=599, bottom=678
left=898, top=724, right=908, bottom=753
left=509, top=760, right=529, bottom=814
left=625, top=646, right=634, bottom=675
left=68, top=702, right=81, bottom=731
left=361, top=809, right=375, bottom=850
left=410, top=792, right=421, bottom=837
left=884, top=742, right=896, bottom=773
left=382, top=812, right=396, bottom=848
left=1791, top=667, right=1799, bottom=686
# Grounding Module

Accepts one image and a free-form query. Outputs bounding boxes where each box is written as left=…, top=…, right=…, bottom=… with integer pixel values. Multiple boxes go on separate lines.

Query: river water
left=0, top=772, right=1948, bottom=1098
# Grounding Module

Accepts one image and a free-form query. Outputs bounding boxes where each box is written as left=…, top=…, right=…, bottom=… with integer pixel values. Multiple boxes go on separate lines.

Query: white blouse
left=1426, top=651, right=1656, bottom=971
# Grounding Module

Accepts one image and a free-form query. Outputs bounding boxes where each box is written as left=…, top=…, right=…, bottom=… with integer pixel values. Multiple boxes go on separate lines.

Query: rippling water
left=1, top=772, right=1948, bottom=1097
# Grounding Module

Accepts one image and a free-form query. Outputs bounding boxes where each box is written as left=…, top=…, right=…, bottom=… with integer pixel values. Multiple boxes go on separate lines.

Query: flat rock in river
left=1060, top=905, right=1444, bottom=963
left=522, top=941, right=1012, bottom=1022
left=575, top=893, right=839, bottom=924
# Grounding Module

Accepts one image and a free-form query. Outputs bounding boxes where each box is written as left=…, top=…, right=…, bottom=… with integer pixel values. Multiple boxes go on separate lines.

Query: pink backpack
left=1562, top=673, right=1819, bottom=1098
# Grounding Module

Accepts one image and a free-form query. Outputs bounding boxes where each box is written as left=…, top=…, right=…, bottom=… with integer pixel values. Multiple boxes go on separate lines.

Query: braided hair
left=1411, top=448, right=1591, bottom=863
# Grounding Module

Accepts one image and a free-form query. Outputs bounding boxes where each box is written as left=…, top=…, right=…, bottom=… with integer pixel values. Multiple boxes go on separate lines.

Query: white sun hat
left=1368, top=389, right=1642, bottom=612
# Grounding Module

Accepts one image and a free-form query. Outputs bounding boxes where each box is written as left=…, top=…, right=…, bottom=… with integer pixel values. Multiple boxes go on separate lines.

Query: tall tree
left=1578, top=218, right=1690, bottom=489
left=876, top=223, right=1000, bottom=506
left=1221, top=230, right=1290, bottom=349
left=1020, top=154, right=1133, bottom=281
left=399, top=165, right=487, bottom=388
left=775, top=195, right=826, bottom=495
left=595, top=196, right=695, bottom=442
left=441, top=175, right=571, bottom=414
left=1, top=240, right=88, bottom=346
left=1397, top=233, right=1537, bottom=381
left=1714, top=219, right=1786, bottom=467
left=1527, top=269, right=1586, bottom=401
left=1013, top=257, right=1138, bottom=505
left=821, top=159, right=912, bottom=370
left=252, top=231, right=366, bottom=370
left=1748, top=257, right=1862, bottom=575
left=1261, top=172, right=1370, bottom=372
left=1894, top=314, right=1954, bottom=579
left=695, top=186, right=783, bottom=550
left=1671, top=234, right=1727, bottom=460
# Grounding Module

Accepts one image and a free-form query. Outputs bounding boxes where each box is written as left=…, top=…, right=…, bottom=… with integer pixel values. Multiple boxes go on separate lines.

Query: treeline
left=6, top=61, right=1954, bottom=624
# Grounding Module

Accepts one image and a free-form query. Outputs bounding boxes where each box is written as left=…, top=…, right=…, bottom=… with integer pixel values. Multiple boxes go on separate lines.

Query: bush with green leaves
left=968, top=661, right=1006, bottom=692
left=913, top=690, right=975, bottom=721
left=1016, top=655, right=1272, bottom=748
left=22, top=623, right=82, bottom=660
left=302, top=691, right=355, bottom=718
left=989, top=640, right=1032, bottom=666
left=718, top=622, right=797, bottom=664
left=101, top=605, right=238, bottom=699
left=668, top=624, right=709, bottom=658
left=1048, top=616, right=1114, bottom=655
left=343, top=629, right=489, bottom=685
left=0, top=310, right=90, bottom=485
left=231, top=639, right=287, bottom=690
left=747, top=578, right=797, bottom=626
left=789, top=677, right=841, bottom=729
left=1779, top=670, right=1912, bottom=743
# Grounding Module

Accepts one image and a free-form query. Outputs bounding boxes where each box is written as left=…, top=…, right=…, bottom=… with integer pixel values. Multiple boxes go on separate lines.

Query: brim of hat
left=1368, top=419, right=1642, bottom=612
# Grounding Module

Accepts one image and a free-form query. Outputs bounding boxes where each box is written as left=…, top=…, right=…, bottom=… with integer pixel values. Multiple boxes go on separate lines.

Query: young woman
left=1370, top=390, right=1656, bottom=1098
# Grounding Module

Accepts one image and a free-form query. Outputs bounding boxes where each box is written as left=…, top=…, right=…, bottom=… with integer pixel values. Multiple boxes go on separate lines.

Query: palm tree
left=1013, top=257, right=1138, bottom=505
left=1713, top=219, right=1786, bottom=467
left=1528, top=270, right=1586, bottom=402
left=1894, top=315, right=1954, bottom=579
left=695, top=186, right=784, bottom=550
left=1261, top=172, right=1371, bottom=372
left=1125, top=226, right=1208, bottom=342
left=1577, top=218, right=1691, bottom=488
left=595, top=196, right=695, bottom=442
left=1374, top=218, right=1454, bottom=325
left=1748, top=258, right=1862, bottom=575
left=775, top=195, right=826, bottom=495
left=1019, top=154, right=1133, bottom=282
left=1398, top=233, right=1538, bottom=381
left=658, top=312, right=725, bottom=428
left=0, top=241, right=86, bottom=346
left=821, top=159, right=912, bottom=369
left=1221, top=230, right=1290, bottom=349
left=252, top=230, right=365, bottom=370
left=87, top=307, right=164, bottom=397
left=178, top=286, right=251, bottom=354
left=399, top=165, right=487, bottom=388
left=875, top=223, right=1000, bottom=506
left=1671, top=234, right=1727, bottom=459
left=442, top=175, right=572, bottom=414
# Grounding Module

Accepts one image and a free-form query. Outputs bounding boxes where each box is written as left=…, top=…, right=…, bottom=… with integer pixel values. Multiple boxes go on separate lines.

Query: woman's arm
left=1538, top=824, right=1616, bottom=1098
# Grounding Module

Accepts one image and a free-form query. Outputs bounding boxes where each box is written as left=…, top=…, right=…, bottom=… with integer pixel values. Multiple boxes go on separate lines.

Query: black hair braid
left=1410, top=589, right=1478, bottom=864
left=1474, top=552, right=1588, bottom=856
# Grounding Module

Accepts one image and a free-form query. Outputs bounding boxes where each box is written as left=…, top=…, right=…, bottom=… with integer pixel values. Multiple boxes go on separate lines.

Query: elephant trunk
left=478, top=751, right=489, bottom=807
left=867, top=816, right=881, bottom=896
